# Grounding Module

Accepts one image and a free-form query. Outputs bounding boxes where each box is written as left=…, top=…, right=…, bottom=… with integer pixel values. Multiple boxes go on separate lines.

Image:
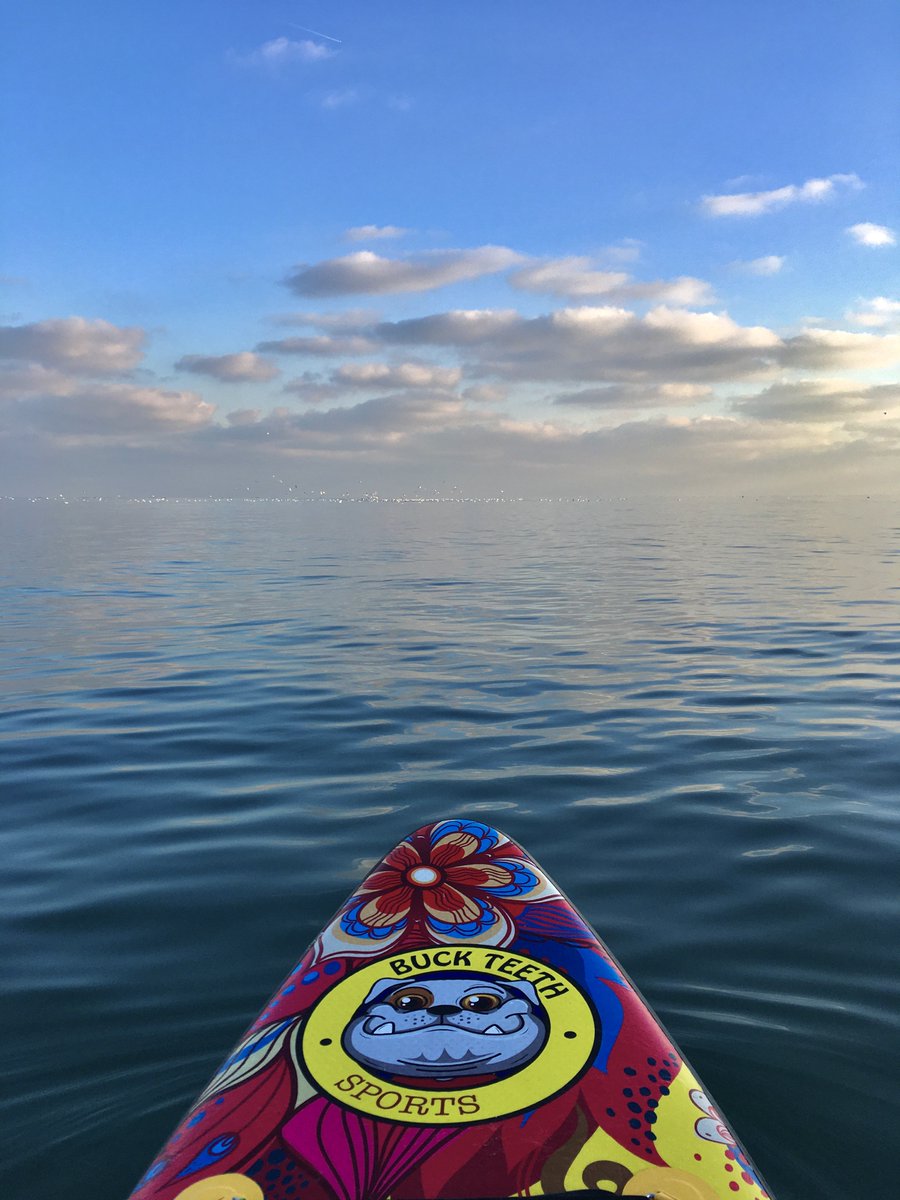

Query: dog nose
left=428, top=1004, right=460, bottom=1016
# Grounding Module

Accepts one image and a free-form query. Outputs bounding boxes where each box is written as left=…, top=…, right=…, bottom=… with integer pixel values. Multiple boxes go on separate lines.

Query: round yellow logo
left=301, top=945, right=598, bottom=1124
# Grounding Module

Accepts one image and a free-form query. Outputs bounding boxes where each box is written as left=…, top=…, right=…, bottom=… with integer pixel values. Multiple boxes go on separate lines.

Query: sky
left=1, top=0, right=899, bottom=497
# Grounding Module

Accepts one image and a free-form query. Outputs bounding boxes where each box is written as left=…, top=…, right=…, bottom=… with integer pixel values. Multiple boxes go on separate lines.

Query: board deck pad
left=129, top=821, right=773, bottom=1200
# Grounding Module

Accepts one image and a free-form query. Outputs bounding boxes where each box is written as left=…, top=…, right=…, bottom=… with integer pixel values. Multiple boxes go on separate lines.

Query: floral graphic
left=316, top=820, right=559, bottom=958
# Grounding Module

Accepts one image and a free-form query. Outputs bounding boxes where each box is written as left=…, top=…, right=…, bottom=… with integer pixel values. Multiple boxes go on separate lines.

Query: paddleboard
left=129, top=820, right=774, bottom=1200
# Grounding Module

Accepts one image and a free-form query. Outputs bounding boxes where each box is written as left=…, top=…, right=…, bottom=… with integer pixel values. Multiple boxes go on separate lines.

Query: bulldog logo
left=301, top=945, right=598, bottom=1124
left=342, top=973, right=548, bottom=1080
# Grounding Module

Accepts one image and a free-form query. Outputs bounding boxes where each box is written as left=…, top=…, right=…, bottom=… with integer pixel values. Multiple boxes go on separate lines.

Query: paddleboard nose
left=131, top=818, right=775, bottom=1200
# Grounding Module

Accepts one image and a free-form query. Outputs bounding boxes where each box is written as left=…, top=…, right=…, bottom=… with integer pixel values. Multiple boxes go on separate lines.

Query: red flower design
left=317, top=820, right=558, bottom=957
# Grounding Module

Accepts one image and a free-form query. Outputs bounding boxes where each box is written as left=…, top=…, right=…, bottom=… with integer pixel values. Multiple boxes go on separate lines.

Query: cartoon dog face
left=342, top=972, right=548, bottom=1080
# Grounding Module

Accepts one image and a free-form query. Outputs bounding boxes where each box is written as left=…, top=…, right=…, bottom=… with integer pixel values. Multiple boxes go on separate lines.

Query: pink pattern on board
left=282, top=1098, right=463, bottom=1200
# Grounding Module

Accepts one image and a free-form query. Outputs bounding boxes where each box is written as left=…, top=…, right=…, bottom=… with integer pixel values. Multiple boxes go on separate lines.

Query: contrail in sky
left=288, top=22, right=342, bottom=44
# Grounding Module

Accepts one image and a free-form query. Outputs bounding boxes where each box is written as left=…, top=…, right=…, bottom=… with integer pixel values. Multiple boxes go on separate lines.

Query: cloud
left=0, top=362, right=82, bottom=400
left=284, top=247, right=523, bottom=297
left=377, top=304, right=783, bottom=383
left=255, top=334, right=378, bottom=357
left=176, top=352, right=279, bottom=382
left=462, top=384, right=509, bottom=404
left=333, top=361, right=462, bottom=389
left=845, top=297, right=900, bottom=328
left=344, top=225, right=409, bottom=242
left=509, top=257, right=714, bottom=306
left=701, top=173, right=862, bottom=217
left=781, top=327, right=900, bottom=370
left=203, top=391, right=896, bottom=497
left=847, top=222, right=896, bottom=247
left=226, top=408, right=263, bottom=427
left=3, top=382, right=214, bottom=440
left=269, top=309, right=381, bottom=331
left=221, top=392, right=471, bottom=455
left=232, top=37, right=335, bottom=68
left=377, top=308, right=521, bottom=347
left=623, top=277, right=714, bottom=306
left=374, top=304, right=900, bottom=384
left=282, top=373, right=343, bottom=404
left=553, top=383, right=714, bottom=408
left=734, top=255, right=785, bottom=276
left=731, top=379, right=900, bottom=422
left=0, top=317, right=144, bottom=373
left=280, top=361, right=462, bottom=402
left=510, top=259, right=630, bottom=297
left=321, top=89, right=358, bottom=109
left=603, top=239, right=643, bottom=263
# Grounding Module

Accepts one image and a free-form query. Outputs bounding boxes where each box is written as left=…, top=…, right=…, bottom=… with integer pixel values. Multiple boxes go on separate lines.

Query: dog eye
left=460, top=992, right=501, bottom=1012
left=388, top=986, right=434, bottom=1012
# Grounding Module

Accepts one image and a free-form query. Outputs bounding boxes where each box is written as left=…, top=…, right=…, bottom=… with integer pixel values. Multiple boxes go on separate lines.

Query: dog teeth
left=372, top=1021, right=395, bottom=1035
left=483, top=1024, right=504, bottom=1036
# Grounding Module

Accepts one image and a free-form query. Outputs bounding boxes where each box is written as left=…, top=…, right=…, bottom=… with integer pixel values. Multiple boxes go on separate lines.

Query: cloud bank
left=6, top=207, right=900, bottom=496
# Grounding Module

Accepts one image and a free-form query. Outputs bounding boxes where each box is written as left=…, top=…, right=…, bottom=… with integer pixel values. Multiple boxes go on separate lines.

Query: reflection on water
left=1, top=497, right=898, bottom=1199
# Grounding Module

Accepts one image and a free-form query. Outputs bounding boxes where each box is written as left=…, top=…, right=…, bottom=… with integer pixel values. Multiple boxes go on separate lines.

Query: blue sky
left=2, top=1, right=898, bottom=495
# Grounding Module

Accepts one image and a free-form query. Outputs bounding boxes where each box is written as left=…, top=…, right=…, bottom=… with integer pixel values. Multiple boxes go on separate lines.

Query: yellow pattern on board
left=561, top=1061, right=767, bottom=1199
left=652, top=1066, right=766, bottom=1198
left=172, top=1174, right=264, bottom=1200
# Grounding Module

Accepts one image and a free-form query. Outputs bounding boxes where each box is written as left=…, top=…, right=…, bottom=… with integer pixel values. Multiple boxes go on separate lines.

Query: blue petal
left=429, top=819, right=498, bottom=855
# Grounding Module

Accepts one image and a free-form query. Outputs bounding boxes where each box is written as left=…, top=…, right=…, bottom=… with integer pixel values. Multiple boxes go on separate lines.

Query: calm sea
left=1, top=496, right=898, bottom=1200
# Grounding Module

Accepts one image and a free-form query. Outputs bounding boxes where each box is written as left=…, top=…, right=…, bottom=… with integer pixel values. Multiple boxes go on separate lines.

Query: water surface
left=2, top=497, right=898, bottom=1199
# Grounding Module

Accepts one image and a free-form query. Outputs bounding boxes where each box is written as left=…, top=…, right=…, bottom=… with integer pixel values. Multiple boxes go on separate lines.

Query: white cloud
left=377, top=308, right=521, bottom=346
left=731, top=379, right=900, bottom=422
left=232, top=38, right=335, bottom=68
left=0, top=362, right=81, bottom=400
left=203, top=393, right=896, bottom=497
left=0, top=317, right=144, bottom=373
left=782, top=327, right=900, bottom=370
left=603, top=239, right=643, bottom=263
left=3, top=382, right=214, bottom=440
left=176, top=352, right=279, bottom=382
left=282, top=374, right=342, bottom=404
left=256, top=334, right=379, bottom=357
left=734, top=255, right=785, bottom=276
left=624, top=277, right=714, bottom=306
left=334, top=362, right=462, bottom=390
left=377, top=304, right=782, bottom=383
left=509, top=257, right=714, bottom=306
left=553, top=382, right=714, bottom=408
left=284, top=247, right=523, bottom=297
left=227, top=408, right=263, bottom=427
left=702, top=173, right=862, bottom=217
left=510, top=258, right=630, bottom=297
left=462, top=384, right=508, bottom=404
left=845, top=297, right=900, bottom=328
left=847, top=222, right=896, bottom=247
left=221, top=392, right=471, bottom=454
left=269, top=309, right=381, bottom=331
left=344, top=225, right=410, bottom=242
left=321, top=89, right=358, bottom=109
